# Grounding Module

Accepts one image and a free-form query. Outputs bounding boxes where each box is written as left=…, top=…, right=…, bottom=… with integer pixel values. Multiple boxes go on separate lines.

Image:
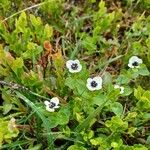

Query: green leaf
left=10, top=57, right=24, bottom=77
left=134, top=86, right=145, bottom=100
left=143, top=113, right=150, bottom=120
left=93, top=95, right=107, bottom=106
left=67, top=145, right=87, bottom=150
left=103, top=72, right=112, bottom=85
left=82, top=36, right=97, bottom=53
left=134, top=87, right=150, bottom=110
left=75, top=99, right=108, bottom=132
left=138, top=65, right=150, bottom=76
left=116, top=74, right=131, bottom=85
left=30, top=14, right=42, bottom=27
left=127, top=127, right=137, bottom=136
left=3, top=103, right=13, bottom=115
left=0, top=118, right=19, bottom=146
left=28, top=144, right=42, bottom=150
left=105, top=116, right=128, bottom=132
left=65, top=77, right=76, bottom=89
left=125, top=112, right=137, bottom=121
left=47, top=115, right=58, bottom=129
left=110, top=102, right=123, bottom=117
left=22, top=42, right=43, bottom=59
left=43, top=24, right=53, bottom=40
left=98, top=0, right=107, bottom=15
left=15, top=12, right=27, bottom=33
left=11, top=57, right=24, bottom=70
left=146, top=136, right=150, bottom=145
left=57, top=106, right=70, bottom=125
left=123, top=86, right=133, bottom=96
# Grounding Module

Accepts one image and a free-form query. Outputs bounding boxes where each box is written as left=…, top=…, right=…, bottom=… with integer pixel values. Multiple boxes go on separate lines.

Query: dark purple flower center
left=91, top=81, right=98, bottom=87
left=71, top=63, right=78, bottom=70
left=132, top=61, right=139, bottom=66
left=49, top=102, right=56, bottom=108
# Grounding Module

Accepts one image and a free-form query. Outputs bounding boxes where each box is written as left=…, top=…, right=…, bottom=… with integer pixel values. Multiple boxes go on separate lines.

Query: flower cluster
left=66, top=59, right=103, bottom=91
left=45, top=56, right=143, bottom=112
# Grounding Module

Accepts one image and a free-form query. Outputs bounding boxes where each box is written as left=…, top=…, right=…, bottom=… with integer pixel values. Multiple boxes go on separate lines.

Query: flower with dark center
left=66, top=59, right=82, bottom=73
left=86, top=76, right=102, bottom=91
left=128, top=56, right=143, bottom=68
left=44, top=97, right=60, bottom=112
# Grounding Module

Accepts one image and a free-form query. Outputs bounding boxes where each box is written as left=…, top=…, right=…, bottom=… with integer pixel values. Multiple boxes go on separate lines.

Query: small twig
left=1, top=1, right=48, bottom=23
left=99, top=64, right=109, bottom=77
left=0, top=80, right=52, bottom=102
left=16, top=125, right=33, bottom=133
left=98, top=55, right=124, bottom=77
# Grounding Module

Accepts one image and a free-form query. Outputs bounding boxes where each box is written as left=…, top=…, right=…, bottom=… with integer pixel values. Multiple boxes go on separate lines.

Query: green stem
left=0, top=80, right=52, bottom=101
left=75, top=99, right=108, bottom=132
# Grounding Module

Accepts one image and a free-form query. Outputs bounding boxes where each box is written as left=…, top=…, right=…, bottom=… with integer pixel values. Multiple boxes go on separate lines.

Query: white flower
left=66, top=59, right=82, bottom=73
left=128, top=56, right=143, bottom=68
left=114, top=85, right=124, bottom=94
left=86, top=76, right=102, bottom=91
left=44, top=97, right=60, bottom=112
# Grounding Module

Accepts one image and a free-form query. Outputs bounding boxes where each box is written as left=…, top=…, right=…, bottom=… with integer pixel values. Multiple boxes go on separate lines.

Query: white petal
left=129, top=56, right=138, bottom=62
left=44, top=101, right=50, bottom=106
left=137, top=58, right=143, bottom=64
left=129, top=56, right=139, bottom=63
left=77, top=64, right=82, bottom=72
left=68, top=66, right=82, bottom=73
left=128, top=63, right=134, bottom=68
left=93, top=76, right=102, bottom=85
left=114, top=85, right=120, bottom=89
left=87, top=78, right=93, bottom=84
left=74, top=59, right=80, bottom=64
left=95, top=84, right=102, bottom=90
left=86, top=83, right=96, bottom=91
left=135, top=65, right=140, bottom=68
left=50, top=97, right=59, bottom=105
left=129, top=56, right=143, bottom=65
left=120, top=86, right=124, bottom=94
left=46, top=106, right=55, bottom=112
left=114, top=85, right=124, bottom=94
left=53, top=105, right=60, bottom=109
left=66, top=60, right=74, bottom=69
left=68, top=68, right=78, bottom=73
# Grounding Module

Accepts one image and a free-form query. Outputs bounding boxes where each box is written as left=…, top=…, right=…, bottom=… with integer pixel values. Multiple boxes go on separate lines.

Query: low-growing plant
left=0, top=0, right=150, bottom=150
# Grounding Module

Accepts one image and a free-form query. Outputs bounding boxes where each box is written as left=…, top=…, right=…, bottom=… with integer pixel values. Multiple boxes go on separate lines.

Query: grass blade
left=1, top=140, right=30, bottom=149
left=75, top=100, right=108, bottom=133
left=15, top=91, right=54, bottom=150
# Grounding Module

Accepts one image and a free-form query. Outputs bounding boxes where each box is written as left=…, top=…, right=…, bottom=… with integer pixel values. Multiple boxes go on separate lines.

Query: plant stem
left=75, top=99, right=108, bottom=133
